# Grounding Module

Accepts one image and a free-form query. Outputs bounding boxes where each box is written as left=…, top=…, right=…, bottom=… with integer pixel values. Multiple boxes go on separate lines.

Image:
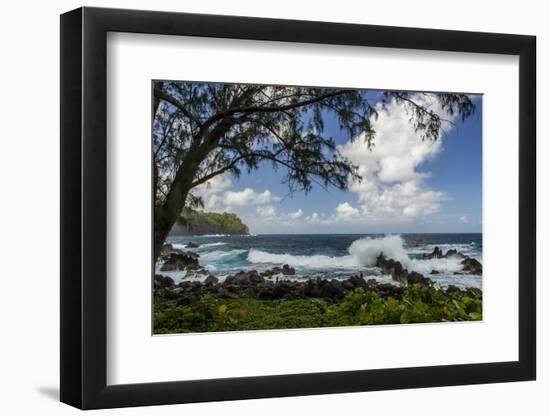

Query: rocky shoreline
left=154, top=244, right=483, bottom=306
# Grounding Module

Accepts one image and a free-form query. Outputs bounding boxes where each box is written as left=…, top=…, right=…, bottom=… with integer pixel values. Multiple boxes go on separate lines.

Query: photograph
left=152, top=81, right=483, bottom=334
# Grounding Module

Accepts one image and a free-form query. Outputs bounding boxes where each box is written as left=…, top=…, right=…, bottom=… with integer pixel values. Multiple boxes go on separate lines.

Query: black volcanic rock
left=376, top=255, right=408, bottom=284
left=154, top=274, right=175, bottom=289
left=406, top=271, right=430, bottom=286
left=160, top=252, right=200, bottom=271
left=261, top=264, right=296, bottom=277
left=461, top=257, right=482, bottom=275
left=424, top=246, right=444, bottom=259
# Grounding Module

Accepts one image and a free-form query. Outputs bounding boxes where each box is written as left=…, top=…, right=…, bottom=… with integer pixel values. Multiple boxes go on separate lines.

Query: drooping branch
left=153, top=87, right=203, bottom=126
left=199, top=90, right=351, bottom=133
left=190, top=154, right=251, bottom=188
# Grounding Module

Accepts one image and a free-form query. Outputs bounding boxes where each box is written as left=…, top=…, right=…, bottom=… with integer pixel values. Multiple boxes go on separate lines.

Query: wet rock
left=365, top=278, right=379, bottom=289
left=282, top=264, right=296, bottom=275
left=330, top=279, right=346, bottom=299
left=346, top=274, right=367, bottom=289
left=204, top=275, right=219, bottom=286
left=375, top=283, right=404, bottom=299
left=376, top=255, right=408, bottom=284
left=160, top=243, right=174, bottom=257
left=224, top=270, right=264, bottom=285
left=261, top=264, right=296, bottom=277
left=185, top=241, right=200, bottom=248
left=156, top=268, right=435, bottom=305
left=430, top=270, right=440, bottom=275
left=376, top=255, right=430, bottom=287
left=160, top=252, right=200, bottom=271
left=461, top=257, right=482, bottom=275
left=446, top=285, right=461, bottom=293
left=303, top=279, right=322, bottom=298
left=319, top=279, right=345, bottom=300
left=465, top=287, right=482, bottom=297
left=154, top=274, right=175, bottom=289
left=422, top=246, right=482, bottom=276
left=154, top=287, right=180, bottom=299
left=424, top=246, right=444, bottom=259
left=444, top=249, right=466, bottom=258
left=407, top=271, right=430, bottom=286
left=160, top=243, right=184, bottom=258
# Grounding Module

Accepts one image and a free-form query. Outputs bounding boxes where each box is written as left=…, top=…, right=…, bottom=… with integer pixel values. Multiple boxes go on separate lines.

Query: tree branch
left=154, top=88, right=203, bottom=126
left=392, top=92, right=456, bottom=128
left=201, top=90, right=351, bottom=132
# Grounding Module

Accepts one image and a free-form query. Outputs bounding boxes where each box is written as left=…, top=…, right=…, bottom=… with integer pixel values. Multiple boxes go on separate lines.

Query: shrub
left=154, top=283, right=482, bottom=334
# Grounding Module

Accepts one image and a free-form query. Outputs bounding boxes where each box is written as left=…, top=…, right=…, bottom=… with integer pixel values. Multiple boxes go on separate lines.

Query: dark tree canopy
left=152, top=81, right=475, bottom=260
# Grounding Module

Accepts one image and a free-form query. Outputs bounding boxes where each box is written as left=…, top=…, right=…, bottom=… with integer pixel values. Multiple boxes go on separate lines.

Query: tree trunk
left=152, top=117, right=234, bottom=263
left=153, top=81, right=163, bottom=120
left=153, top=169, right=194, bottom=262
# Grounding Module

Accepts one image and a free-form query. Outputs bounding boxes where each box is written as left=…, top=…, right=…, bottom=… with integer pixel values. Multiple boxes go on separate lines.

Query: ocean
left=159, top=233, right=483, bottom=290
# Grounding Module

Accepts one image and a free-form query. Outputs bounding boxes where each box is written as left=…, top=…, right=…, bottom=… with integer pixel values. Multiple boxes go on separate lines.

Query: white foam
left=161, top=235, right=481, bottom=288
left=172, top=243, right=188, bottom=250
left=408, top=257, right=464, bottom=275
left=199, top=242, right=228, bottom=248
left=200, top=249, right=247, bottom=262
left=247, top=250, right=358, bottom=269
left=171, top=241, right=228, bottom=251
left=247, top=235, right=409, bottom=270
left=247, top=235, right=478, bottom=276
left=406, top=243, right=479, bottom=258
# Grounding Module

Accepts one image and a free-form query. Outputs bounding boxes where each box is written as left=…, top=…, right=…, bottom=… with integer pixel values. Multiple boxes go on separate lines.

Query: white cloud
left=193, top=174, right=232, bottom=210
left=288, top=209, right=303, bottom=219
left=256, top=205, right=277, bottom=218
left=223, top=187, right=256, bottom=206
left=334, top=202, right=360, bottom=221
left=305, top=212, right=321, bottom=224
left=302, top=202, right=359, bottom=226
left=192, top=95, right=466, bottom=233
left=255, top=190, right=281, bottom=205
left=223, top=187, right=280, bottom=207
left=339, top=95, right=456, bottom=223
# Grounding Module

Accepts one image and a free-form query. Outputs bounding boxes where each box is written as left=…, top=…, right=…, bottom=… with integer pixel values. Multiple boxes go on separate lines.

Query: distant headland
left=169, top=209, right=249, bottom=236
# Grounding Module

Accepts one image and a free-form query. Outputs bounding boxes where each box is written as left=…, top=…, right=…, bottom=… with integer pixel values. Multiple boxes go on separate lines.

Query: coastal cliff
left=169, top=209, right=249, bottom=236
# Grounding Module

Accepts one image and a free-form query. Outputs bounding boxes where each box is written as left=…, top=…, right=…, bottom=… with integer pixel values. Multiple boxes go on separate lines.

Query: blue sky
left=196, top=93, right=482, bottom=234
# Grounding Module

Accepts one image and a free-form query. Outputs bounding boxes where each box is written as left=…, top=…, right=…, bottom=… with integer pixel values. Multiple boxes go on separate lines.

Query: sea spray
left=248, top=235, right=410, bottom=269
left=347, top=235, right=410, bottom=266
left=347, top=235, right=464, bottom=273
left=166, top=233, right=481, bottom=289
left=248, top=234, right=465, bottom=274
left=247, top=250, right=357, bottom=269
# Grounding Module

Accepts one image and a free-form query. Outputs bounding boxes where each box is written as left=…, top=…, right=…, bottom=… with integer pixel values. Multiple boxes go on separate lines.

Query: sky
left=195, top=92, right=482, bottom=235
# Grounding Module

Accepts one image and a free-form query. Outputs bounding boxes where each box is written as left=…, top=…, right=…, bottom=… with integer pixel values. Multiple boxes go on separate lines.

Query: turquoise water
left=160, top=233, right=482, bottom=289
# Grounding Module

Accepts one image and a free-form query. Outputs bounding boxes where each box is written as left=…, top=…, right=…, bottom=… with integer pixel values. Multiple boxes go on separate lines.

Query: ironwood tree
left=153, top=81, right=475, bottom=261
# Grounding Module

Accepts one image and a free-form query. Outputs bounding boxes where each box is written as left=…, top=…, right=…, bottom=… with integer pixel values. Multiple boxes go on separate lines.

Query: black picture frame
left=60, top=6, right=536, bottom=410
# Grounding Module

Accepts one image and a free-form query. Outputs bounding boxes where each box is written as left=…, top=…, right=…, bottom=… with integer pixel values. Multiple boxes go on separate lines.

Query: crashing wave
left=247, top=250, right=358, bottom=269
left=247, top=235, right=467, bottom=274
left=200, top=249, right=248, bottom=263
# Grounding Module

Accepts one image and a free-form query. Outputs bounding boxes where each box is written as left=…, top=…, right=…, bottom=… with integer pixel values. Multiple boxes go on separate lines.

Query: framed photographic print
left=60, top=6, right=536, bottom=409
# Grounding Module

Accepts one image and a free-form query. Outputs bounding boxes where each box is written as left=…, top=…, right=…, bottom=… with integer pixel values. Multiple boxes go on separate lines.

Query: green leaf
left=468, top=312, right=482, bottom=321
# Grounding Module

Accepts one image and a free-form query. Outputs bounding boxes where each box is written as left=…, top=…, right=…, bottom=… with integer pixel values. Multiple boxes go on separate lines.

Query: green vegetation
left=173, top=208, right=249, bottom=235
left=154, top=284, right=482, bottom=334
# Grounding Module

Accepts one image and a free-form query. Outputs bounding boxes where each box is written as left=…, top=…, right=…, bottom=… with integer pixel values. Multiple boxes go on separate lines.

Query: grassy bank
left=154, top=284, right=482, bottom=334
